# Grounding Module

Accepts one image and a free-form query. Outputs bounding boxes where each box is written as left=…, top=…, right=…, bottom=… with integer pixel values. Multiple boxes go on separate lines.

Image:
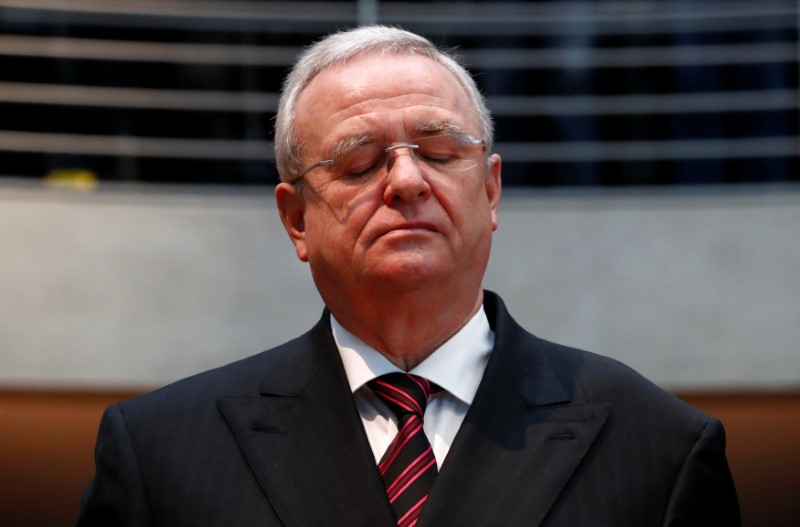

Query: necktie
left=368, top=373, right=438, bottom=527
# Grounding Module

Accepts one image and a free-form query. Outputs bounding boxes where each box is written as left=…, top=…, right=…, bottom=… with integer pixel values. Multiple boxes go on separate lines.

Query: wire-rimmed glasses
left=295, top=133, right=486, bottom=182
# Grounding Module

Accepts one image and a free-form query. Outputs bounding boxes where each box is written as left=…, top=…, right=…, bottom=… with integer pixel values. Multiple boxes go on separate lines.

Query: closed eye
left=417, top=144, right=461, bottom=164
left=334, top=146, right=384, bottom=179
left=418, top=149, right=457, bottom=163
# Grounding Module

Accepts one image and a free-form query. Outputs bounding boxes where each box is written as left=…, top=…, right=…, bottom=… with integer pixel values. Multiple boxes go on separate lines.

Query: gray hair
left=274, top=25, right=494, bottom=183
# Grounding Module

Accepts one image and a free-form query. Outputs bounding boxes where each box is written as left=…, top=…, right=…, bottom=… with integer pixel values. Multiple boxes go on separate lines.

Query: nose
left=383, top=146, right=431, bottom=205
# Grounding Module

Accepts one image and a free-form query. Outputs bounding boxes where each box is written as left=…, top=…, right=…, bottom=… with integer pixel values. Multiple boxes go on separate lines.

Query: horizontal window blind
left=0, top=0, right=797, bottom=186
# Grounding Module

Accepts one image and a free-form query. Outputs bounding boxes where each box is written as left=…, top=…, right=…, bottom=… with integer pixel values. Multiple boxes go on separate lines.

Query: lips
left=387, top=221, right=437, bottom=233
left=368, top=221, right=441, bottom=246
left=383, top=220, right=441, bottom=236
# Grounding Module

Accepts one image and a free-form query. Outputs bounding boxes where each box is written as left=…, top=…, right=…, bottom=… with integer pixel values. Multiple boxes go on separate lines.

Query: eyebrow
left=329, top=133, right=376, bottom=160
left=414, top=121, right=470, bottom=136
left=326, top=121, right=472, bottom=160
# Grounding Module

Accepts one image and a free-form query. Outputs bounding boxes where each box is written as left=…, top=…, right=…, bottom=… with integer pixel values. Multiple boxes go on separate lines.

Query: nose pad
left=385, top=144, right=419, bottom=173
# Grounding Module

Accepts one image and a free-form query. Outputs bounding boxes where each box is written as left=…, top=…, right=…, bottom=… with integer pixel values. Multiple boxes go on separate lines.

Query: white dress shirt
left=332, top=308, right=494, bottom=469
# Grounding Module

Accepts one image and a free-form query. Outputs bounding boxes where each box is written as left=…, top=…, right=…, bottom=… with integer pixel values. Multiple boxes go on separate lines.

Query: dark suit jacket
left=77, top=292, right=739, bottom=526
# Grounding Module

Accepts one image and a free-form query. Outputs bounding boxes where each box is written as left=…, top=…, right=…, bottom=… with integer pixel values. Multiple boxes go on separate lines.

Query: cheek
left=309, top=181, right=376, bottom=225
left=434, top=178, right=488, bottom=229
left=302, top=201, right=362, bottom=261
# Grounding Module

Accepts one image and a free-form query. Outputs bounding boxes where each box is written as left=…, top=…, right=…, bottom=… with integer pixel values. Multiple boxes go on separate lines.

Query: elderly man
left=78, top=26, right=739, bottom=526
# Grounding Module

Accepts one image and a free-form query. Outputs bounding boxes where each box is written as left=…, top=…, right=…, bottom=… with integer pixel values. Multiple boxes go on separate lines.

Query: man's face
left=276, top=52, right=501, bottom=306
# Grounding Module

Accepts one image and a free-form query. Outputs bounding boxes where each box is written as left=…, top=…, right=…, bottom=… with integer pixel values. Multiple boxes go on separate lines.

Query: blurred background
left=0, top=1, right=798, bottom=525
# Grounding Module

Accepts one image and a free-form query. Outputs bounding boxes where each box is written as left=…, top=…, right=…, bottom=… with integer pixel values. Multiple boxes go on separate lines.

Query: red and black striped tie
left=369, top=373, right=438, bottom=527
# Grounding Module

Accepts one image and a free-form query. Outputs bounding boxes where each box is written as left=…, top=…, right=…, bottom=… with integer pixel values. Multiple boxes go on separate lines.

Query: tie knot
left=368, top=373, right=434, bottom=419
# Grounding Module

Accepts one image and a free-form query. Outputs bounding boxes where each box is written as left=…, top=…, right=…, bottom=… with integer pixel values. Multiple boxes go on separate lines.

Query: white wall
left=2, top=181, right=798, bottom=391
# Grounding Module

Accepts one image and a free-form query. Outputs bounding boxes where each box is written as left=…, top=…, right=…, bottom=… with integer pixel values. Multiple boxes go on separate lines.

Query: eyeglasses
left=296, top=133, right=486, bottom=181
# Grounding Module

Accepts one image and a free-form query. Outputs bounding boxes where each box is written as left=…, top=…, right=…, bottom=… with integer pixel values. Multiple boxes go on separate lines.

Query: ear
left=275, top=182, right=309, bottom=262
left=485, top=153, right=502, bottom=231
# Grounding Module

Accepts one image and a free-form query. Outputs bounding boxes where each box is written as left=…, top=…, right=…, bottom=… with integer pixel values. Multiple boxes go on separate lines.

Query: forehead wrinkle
left=333, top=90, right=449, bottom=118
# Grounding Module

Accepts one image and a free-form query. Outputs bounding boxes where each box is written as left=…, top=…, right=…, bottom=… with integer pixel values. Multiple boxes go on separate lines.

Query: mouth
left=384, top=222, right=438, bottom=235
left=369, top=221, right=440, bottom=246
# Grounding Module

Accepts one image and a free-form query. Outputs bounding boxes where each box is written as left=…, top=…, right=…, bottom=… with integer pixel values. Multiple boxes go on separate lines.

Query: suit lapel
left=216, top=294, right=610, bottom=527
left=217, top=315, right=395, bottom=527
left=419, top=293, right=611, bottom=527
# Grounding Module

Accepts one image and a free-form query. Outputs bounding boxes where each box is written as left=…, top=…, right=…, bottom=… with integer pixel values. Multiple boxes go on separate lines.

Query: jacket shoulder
left=544, top=337, right=703, bottom=416
left=116, top=316, right=328, bottom=418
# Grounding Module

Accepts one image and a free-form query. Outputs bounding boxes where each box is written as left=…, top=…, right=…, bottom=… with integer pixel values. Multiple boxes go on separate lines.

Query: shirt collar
left=332, top=307, right=494, bottom=405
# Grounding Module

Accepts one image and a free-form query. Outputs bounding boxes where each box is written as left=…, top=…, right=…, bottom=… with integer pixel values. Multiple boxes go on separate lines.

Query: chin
left=373, top=260, right=449, bottom=290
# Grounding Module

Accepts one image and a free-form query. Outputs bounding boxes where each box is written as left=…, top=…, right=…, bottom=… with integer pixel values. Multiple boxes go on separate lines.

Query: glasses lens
left=324, top=134, right=484, bottom=179
left=415, top=135, right=483, bottom=173
left=332, top=144, right=384, bottom=178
